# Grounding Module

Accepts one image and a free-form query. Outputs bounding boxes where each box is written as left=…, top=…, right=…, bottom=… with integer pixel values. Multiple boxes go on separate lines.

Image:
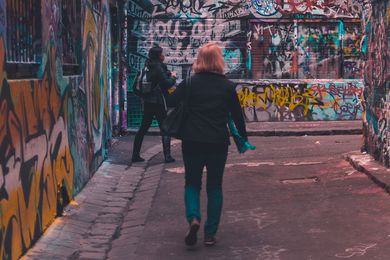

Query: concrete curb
left=344, top=151, right=390, bottom=194
left=125, top=128, right=362, bottom=136
left=246, top=129, right=362, bottom=136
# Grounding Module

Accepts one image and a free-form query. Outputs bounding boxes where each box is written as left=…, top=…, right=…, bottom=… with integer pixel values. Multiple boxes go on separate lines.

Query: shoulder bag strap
left=185, top=69, right=191, bottom=106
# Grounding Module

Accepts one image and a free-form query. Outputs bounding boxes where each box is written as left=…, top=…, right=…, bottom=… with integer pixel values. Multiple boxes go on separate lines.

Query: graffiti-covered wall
left=236, top=79, right=363, bottom=121
left=362, top=0, right=390, bottom=166
left=126, top=0, right=364, bottom=125
left=0, top=0, right=111, bottom=258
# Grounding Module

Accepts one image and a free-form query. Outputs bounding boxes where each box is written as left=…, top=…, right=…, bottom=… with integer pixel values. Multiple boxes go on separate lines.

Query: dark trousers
left=182, top=142, right=228, bottom=236
left=132, top=102, right=171, bottom=159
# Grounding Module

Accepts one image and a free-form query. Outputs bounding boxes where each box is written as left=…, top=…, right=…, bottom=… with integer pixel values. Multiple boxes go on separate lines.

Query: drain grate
left=280, top=176, right=320, bottom=184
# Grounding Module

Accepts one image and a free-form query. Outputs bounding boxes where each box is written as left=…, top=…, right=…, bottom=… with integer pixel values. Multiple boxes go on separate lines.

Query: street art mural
left=362, top=0, right=390, bottom=167
left=343, top=24, right=362, bottom=79
left=235, top=80, right=363, bottom=121
left=136, top=0, right=363, bottom=19
left=249, top=22, right=296, bottom=79
left=127, top=0, right=364, bottom=126
left=0, top=0, right=111, bottom=259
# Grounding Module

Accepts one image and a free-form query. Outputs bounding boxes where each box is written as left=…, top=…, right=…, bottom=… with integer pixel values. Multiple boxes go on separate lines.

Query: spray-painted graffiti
left=273, top=0, right=362, bottom=18
left=0, top=0, right=111, bottom=258
left=251, top=0, right=278, bottom=16
left=126, top=0, right=363, bottom=127
left=249, top=21, right=362, bottom=80
left=129, top=17, right=246, bottom=78
left=146, top=0, right=362, bottom=19
left=0, top=62, right=74, bottom=260
left=236, top=80, right=363, bottom=121
left=297, top=23, right=340, bottom=79
left=344, top=23, right=362, bottom=56
left=362, top=0, right=390, bottom=167
left=127, top=15, right=247, bottom=127
left=250, top=23, right=296, bottom=79
left=152, top=0, right=252, bottom=19
left=343, top=22, right=363, bottom=79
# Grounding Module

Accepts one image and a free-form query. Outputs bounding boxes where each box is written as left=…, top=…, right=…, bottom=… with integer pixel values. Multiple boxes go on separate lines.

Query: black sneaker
left=184, top=221, right=200, bottom=246
left=204, top=236, right=216, bottom=247
left=132, top=156, right=145, bottom=163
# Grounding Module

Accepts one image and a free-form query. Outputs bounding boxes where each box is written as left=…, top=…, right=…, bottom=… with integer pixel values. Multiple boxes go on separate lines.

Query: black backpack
left=133, top=65, right=154, bottom=97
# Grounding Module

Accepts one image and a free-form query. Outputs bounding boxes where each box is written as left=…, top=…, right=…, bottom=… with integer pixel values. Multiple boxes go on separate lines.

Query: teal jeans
left=182, top=142, right=228, bottom=237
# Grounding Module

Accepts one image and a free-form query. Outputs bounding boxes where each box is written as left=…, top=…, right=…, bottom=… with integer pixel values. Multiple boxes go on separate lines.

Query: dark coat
left=167, top=71, right=247, bottom=145
left=144, top=60, right=176, bottom=105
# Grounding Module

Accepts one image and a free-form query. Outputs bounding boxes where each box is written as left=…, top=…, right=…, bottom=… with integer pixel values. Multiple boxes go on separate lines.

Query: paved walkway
left=131, top=136, right=390, bottom=259
left=22, top=121, right=383, bottom=260
left=22, top=136, right=165, bottom=260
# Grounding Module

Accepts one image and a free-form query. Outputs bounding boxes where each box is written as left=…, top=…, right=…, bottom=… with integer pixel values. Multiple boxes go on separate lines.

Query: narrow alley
left=23, top=133, right=390, bottom=259
left=2, top=0, right=390, bottom=259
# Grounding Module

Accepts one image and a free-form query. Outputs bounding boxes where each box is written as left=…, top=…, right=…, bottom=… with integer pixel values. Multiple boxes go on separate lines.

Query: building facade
left=362, top=0, right=390, bottom=166
left=126, top=0, right=364, bottom=126
left=0, top=0, right=112, bottom=258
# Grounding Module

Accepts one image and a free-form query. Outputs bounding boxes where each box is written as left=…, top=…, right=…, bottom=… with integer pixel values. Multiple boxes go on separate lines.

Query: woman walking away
left=167, top=42, right=248, bottom=247
left=131, top=45, right=176, bottom=163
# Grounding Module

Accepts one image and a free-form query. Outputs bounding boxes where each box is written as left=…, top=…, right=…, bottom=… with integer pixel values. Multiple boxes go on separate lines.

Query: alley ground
left=24, top=133, right=390, bottom=259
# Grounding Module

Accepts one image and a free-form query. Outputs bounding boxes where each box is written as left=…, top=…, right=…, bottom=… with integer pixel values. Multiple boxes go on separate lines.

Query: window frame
left=61, top=0, right=82, bottom=76
left=5, top=0, right=42, bottom=79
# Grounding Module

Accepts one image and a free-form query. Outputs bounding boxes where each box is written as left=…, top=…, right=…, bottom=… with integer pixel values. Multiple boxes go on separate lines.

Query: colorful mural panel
left=235, top=80, right=364, bottom=121
left=250, top=22, right=296, bottom=79
left=0, top=0, right=111, bottom=259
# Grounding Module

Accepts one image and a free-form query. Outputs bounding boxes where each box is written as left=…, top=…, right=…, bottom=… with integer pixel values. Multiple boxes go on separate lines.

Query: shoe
left=162, top=136, right=175, bottom=163
left=131, top=156, right=145, bottom=163
left=184, top=220, right=200, bottom=246
left=164, top=156, right=175, bottom=163
left=204, top=236, right=216, bottom=247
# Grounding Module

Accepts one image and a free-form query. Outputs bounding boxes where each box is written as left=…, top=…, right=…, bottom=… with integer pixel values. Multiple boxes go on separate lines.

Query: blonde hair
left=192, top=42, right=225, bottom=74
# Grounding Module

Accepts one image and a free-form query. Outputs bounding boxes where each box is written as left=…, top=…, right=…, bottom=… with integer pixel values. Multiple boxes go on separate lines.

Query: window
left=6, top=0, right=42, bottom=78
left=61, top=0, right=81, bottom=75
left=251, top=21, right=296, bottom=79
left=297, top=22, right=341, bottom=79
left=250, top=20, right=362, bottom=80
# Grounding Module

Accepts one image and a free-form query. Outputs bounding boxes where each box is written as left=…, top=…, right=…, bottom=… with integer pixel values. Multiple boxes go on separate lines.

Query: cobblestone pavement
left=22, top=136, right=175, bottom=260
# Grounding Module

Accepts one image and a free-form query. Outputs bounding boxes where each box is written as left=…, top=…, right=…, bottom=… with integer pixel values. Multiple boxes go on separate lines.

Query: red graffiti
left=275, top=0, right=361, bottom=17
left=276, top=0, right=315, bottom=14
left=310, top=83, right=363, bottom=97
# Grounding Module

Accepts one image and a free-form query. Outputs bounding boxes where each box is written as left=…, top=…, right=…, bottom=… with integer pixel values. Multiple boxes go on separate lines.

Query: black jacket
left=167, top=71, right=247, bottom=145
left=144, top=61, right=176, bottom=105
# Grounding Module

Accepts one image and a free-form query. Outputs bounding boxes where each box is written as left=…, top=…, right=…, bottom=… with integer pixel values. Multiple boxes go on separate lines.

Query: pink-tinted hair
left=192, top=42, right=225, bottom=74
